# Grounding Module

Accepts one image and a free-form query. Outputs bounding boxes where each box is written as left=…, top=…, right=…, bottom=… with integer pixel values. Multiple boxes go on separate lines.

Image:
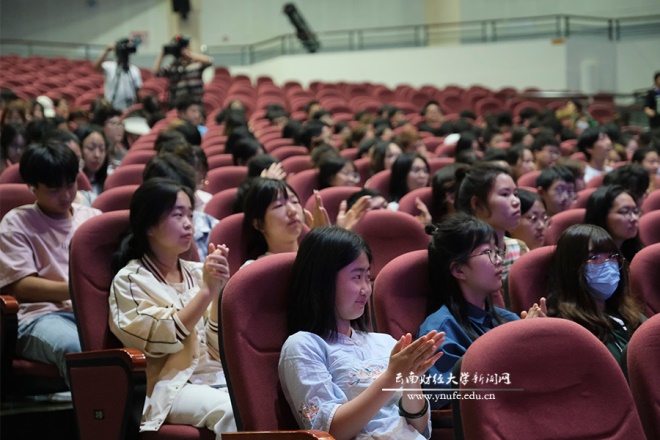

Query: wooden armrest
left=224, top=431, right=335, bottom=439
left=0, top=294, right=19, bottom=315
left=67, top=348, right=147, bottom=440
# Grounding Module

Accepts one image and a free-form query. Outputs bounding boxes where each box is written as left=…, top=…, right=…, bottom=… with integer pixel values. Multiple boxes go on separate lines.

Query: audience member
left=507, top=189, right=549, bottom=250
left=578, top=127, right=613, bottom=183
left=536, top=165, right=576, bottom=217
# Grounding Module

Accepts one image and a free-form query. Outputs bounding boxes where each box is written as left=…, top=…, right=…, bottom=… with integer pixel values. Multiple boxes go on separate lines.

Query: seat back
left=281, top=155, right=314, bottom=176
left=397, top=187, right=432, bottom=218
left=641, top=188, right=660, bottom=213
left=91, top=185, right=138, bottom=213
left=219, top=253, right=300, bottom=431
left=364, top=169, right=392, bottom=201
left=269, top=146, right=308, bottom=162
left=287, top=168, right=320, bottom=208
left=351, top=210, right=429, bottom=278
left=373, top=250, right=429, bottom=339
left=304, top=186, right=359, bottom=224
left=639, top=209, right=660, bottom=246
left=627, top=313, right=660, bottom=439
left=205, top=166, right=247, bottom=195
left=544, top=208, right=585, bottom=245
left=69, top=210, right=130, bottom=351
left=207, top=154, right=234, bottom=170
left=204, top=187, right=238, bottom=221
left=103, top=164, right=145, bottom=191
left=629, top=242, right=660, bottom=317
left=459, top=318, right=645, bottom=440
left=120, top=150, right=156, bottom=166
left=427, top=157, right=454, bottom=176
left=0, top=184, right=35, bottom=219
left=572, top=187, right=597, bottom=209
left=507, top=246, right=555, bottom=315
left=586, top=173, right=606, bottom=189
left=516, top=170, right=541, bottom=188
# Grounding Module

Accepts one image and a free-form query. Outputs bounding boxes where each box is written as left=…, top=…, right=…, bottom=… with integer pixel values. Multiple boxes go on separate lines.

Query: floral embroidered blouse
left=279, top=330, right=431, bottom=439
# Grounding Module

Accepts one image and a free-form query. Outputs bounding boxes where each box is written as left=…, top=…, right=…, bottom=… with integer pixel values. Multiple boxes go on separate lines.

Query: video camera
left=115, top=36, right=141, bottom=69
left=163, top=35, right=190, bottom=58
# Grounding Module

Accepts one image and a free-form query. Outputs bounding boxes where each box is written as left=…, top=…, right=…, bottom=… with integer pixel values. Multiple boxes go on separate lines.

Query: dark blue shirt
left=417, top=303, right=519, bottom=409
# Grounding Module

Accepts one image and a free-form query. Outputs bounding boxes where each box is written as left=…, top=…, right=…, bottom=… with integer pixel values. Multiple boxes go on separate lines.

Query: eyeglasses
left=615, top=207, right=641, bottom=219
left=468, top=248, right=506, bottom=265
left=586, top=253, right=624, bottom=269
left=541, top=147, right=560, bottom=157
left=551, top=185, right=576, bottom=200
left=410, top=167, right=429, bottom=175
left=340, top=170, right=360, bottom=181
left=523, top=214, right=551, bottom=226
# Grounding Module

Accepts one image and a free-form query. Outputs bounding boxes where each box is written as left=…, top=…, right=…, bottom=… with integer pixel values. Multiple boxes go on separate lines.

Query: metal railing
left=1, top=14, right=658, bottom=66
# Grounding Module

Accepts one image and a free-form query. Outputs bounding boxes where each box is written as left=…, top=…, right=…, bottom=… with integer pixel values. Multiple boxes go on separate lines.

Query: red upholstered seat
left=120, top=150, right=157, bottom=166
left=91, top=184, right=138, bottom=213
left=586, top=173, right=606, bottom=189
left=207, top=154, right=234, bottom=170
left=572, top=187, right=597, bottom=209
left=458, top=318, right=645, bottom=440
left=364, top=169, right=392, bottom=201
left=0, top=163, right=93, bottom=191
left=639, top=209, right=660, bottom=246
left=507, top=246, right=555, bottom=315
left=204, top=188, right=238, bottom=221
left=280, top=155, right=314, bottom=176
left=516, top=170, right=541, bottom=188
left=287, top=169, right=320, bottom=208
left=219, top=254, right=335, bottom=439
left=0, top=183, right=35, bottom=219
left=629, top=242, right=660, bottom=317
left=641, top=189, right=660, bottom=214
left=544, top=208, right=585, bottom=245
left=351, top=210, right=428, bottom=278
left=627, top=313, right=660, bottom=439
left=269, top=146, right=308, bottom=162
left=397, top=187, right=432, bottom=218
left=104, top=164, right=145, bottom=191
left=205, top=166, right=247, bottom=194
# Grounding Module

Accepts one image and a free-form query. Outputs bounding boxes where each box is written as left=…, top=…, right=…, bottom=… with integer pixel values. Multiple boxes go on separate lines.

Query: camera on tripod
left=115, top=36, right=141, bottom=69
left=163, top=35, right=190, bottom=58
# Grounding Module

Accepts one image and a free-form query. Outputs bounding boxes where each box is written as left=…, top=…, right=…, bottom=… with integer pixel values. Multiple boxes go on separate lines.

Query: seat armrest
left=224, top=431, right=335, bottom=439
left=0, top=295, right=19, bottom=397
left=431, top=408, right=453, bottom=428
left=66, top=348, right=147, bottom=440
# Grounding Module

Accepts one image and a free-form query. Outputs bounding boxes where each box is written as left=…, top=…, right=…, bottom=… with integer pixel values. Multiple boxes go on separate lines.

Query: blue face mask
left=583, top=261, right=620, bottom=301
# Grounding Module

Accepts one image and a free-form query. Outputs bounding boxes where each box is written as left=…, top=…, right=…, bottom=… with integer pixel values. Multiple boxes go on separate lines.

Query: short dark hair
left=455, top=162, right=511, bottom=215
left=112, top=178, right=194, bottom=274
left=288, top=226, right=372, bottom=340
left=246, top=154, right=279, bottom=178
left=175, top=94, right=200, bottom=113
left=143, top=154, right=197, bottom=192
left=431, top=163, right=468, bottom=223
left=44, top=128, right=79, bottom=146
left=91, top=106, right=121, bottom=126
left=297, top=120, right=327, bottom=150
left=173, top=120, right=202, bottom=146
left=232, top=137, right=263, bottom=166
left=530, top=134, right=559, bottom=152
left=318, top=155, right=351, bottom=189
left=631, top=147, right=656, bottom=165
left=0, top=123, right=27, bottom=162
left=19, top=141, right=79, bottom=187
left=517, top=189, right=544, bottom=215
left=654, top=71, right=660, bottom=82
left=536, top=165, right=575, bottom=190
left=603, top=164, right=649, bottom=203
left=577, top=127, right=605, bottom=160
left=346, top=188, right=382, bottom=209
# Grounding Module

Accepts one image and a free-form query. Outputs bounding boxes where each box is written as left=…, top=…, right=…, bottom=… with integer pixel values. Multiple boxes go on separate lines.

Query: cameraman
left=93, top=40, right=143, bottom=111
left=152, top=36, right=212, bottom=109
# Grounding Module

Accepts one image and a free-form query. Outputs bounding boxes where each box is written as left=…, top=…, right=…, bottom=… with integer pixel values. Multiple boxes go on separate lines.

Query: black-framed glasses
left=586, top=253, right=624, bottom=269
left=468, top=248, right=506, bottom=265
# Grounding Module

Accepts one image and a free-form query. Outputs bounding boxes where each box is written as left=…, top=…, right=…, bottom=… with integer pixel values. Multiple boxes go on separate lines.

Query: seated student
left=418, top=214, right=545, bottom=409
left=547, top=224, right=645, bottom=365
left=417, top=100, right=444, bottom=136
left=389, top=153, right=430, bottom=209
left=231, top=138, right=265, bottom=167
left=505, top=144, right=536, bottom=181
left=558, top=157, right=587, bottom=192
left=455, top=163, right=526, bottom=281
left=74, top=125, right=109, bottom=195
left=603, top=164, right=650, bottom=208
left=280, top=226, right=444, bottom=439
left=0, top=141, right=101, bottom=383
left=370, top=140, right=402, bottom=175
left=175, top=94, right=206, bottom=135
left=234, top=154, right=286, bottom=213
left=584, top=185, right=643, bottom=263
left=577, top=127, right=613, bottom=183
left=265, top=103, right=289, bottom=127
left=631, top=147, right=659, bottom=192
left=346, top=188, right=388, bottom=211
left=109, top=179, right=236, bottom=437
left=298, top=120, right=333, bottom=151
left=530, top=134, right=560, bottom=171
left=91, top=106, right=125, bottom=170
left=508, top=189, right=550, bottom=250
left=318, top=155, right=360, bottom=189
left=0, top=122, right=27, bottom=175
left=510, top=126, right=534, bottom=147
left=535, top=165, right=576, bottom=217
left=430, top=163, right=468, bottom=224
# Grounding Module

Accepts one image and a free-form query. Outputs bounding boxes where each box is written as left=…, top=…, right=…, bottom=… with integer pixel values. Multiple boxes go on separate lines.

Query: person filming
left=93, top=38, right=143, bottom=111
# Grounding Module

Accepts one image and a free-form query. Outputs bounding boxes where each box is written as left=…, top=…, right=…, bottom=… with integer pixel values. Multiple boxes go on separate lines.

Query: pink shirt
left=0, top=203, right=101, bottom=324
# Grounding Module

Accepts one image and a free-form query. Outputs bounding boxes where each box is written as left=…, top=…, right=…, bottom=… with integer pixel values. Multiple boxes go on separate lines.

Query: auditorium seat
left=507, top=246, right=555, bottom=315
left=544, top=209, right=585, bottom=245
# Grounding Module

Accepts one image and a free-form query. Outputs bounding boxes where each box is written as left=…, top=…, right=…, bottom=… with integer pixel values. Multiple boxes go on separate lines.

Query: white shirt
left=102, top=61, right=143, bottom=110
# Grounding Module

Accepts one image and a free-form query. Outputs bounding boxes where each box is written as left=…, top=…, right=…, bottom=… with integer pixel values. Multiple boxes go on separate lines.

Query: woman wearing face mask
left=547, top=224, right=645, bottom=365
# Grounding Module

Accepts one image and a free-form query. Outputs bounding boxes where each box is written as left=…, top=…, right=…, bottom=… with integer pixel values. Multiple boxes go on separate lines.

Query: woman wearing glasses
left=585, top=185, right=644, bottom=263
left=418, top=213, right=545, bottom=409
left=547, top=224, right=645, bottom=364
left=508, top=189, right=550, bottom=250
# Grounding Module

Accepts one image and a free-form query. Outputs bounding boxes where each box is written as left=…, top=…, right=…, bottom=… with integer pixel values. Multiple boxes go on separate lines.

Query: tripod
left=109, top=62, right=139, bottom=110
